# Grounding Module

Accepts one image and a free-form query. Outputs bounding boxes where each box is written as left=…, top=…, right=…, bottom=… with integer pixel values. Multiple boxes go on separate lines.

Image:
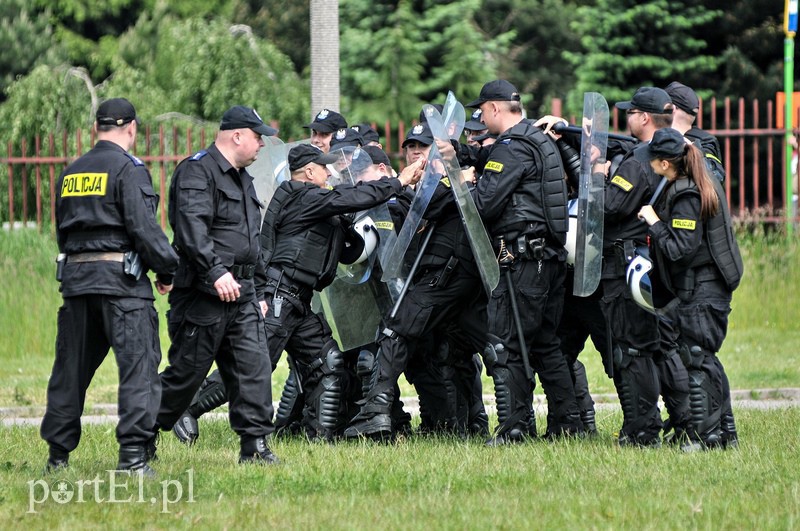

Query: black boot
left=344, top=390, right=393, bottom=440
left=118, top=445, right=155, bottom=477
left=239, top=436, right=279, bottom=465
left=173, top=371, right=228, bottom=445
left=44, top=447, right=69, bottom=474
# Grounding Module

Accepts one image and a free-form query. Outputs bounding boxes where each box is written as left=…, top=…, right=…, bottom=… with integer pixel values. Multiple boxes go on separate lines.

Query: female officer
left=636, top=127, right=743, bottom=451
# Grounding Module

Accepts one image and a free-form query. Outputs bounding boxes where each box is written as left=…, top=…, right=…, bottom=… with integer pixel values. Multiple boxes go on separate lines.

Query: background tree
left=0, top=1, right=56, bottom=103
left=565, top=0, right=722, bottom=115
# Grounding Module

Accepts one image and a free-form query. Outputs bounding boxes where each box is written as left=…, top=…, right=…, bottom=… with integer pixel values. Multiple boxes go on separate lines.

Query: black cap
left=330, top=127, right=363, bottom=148
left=473, top=132, right=498, bottom=144
left=467, top=80, right=521, bottom=108
left=664, top=81, right=700, bottom=116
left=220, top=105, right=277, bottom=136
left=465, top=109, right=487, bottom=131
left=96, top=98, right=138, bottom=126
left=361, top=145, right=392, bottom=167
left=402, top=123, right=434, bottom=147
left=352, top=123, right=380, bottom=144
left=615, top=87, right=674, bottom=114
left=288, top=144, right=339, bottom=172
left=304, top=109, right=347, bottom=133
left=419, top=104, right=444, bottom=124
left=633, top=128, right=688, bottom=162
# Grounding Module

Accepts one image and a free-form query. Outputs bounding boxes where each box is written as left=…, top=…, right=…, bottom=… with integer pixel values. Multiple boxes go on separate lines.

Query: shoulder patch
left=190, top=150, right=208, bottom=161
left=610, top=175, right=633, bottom=192
left=499, top=139, right=511, bottom=145
left=61, top=173, right=108, bottom=197
left=484, top=161, right=504, bottom=173
left=124, top=152, right=144, bottom=166
left=374, top=221, right=394, bottom=231
left=439, top=176, right=451, bottom=188
left=672, top=219, right=697, bottom=230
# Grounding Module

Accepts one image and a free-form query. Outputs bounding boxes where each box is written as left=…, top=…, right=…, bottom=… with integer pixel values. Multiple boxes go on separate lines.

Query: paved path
left=2, top=388, right=798, bottom=428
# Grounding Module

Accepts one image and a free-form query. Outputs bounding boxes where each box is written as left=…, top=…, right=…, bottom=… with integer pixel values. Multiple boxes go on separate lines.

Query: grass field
left=1, top=227, right=799, bottom=529
left=1, top=409, right=798, bottom=528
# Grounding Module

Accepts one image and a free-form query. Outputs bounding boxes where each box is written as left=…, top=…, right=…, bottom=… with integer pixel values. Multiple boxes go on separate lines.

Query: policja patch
left=610, top=175, right=633, bottom=192
left=61, top=173, right=108, bottom=196
left=484, top=161, right=504, bottom=173
left=672, top=219, right=696, bottom=230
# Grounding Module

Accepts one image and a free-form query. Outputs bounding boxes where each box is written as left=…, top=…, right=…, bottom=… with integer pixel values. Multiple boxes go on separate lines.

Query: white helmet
left=351, top=214, right=378, bottom=265
left=564, top=199, right=578, bottom=266
left=626, top=247, right=655, bottom=313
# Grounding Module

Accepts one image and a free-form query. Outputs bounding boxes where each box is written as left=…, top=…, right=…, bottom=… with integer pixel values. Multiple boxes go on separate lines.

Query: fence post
left=6, top=141, right=13, bottom=230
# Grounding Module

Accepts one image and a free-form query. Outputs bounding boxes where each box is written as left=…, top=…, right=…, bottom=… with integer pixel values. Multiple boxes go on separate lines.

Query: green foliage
left=565, top=0, right=723, bottom=115
left=0, top=0, right=54, bottom=101
left=340, top=0, right=513, bottom=124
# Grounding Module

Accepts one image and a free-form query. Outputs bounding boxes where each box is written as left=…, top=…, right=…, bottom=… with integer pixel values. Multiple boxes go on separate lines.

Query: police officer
left=306, top=109, right=348, bottom=153
left=155, top=105, right=279, bottom=465
left=602, top=87, right=681, bottom=446
left=345, top=123, right=492, bottom=440
left=636, top=128, right=743, bottom=450
left=464, top=109, right=489, bottom=147
left=175, top=144, right=424, bottom=443
left=459, top=80, right=584, bottom=443
left=664, top=81, right=726, bottom=183
left=41, top=98, right=179, bottom=475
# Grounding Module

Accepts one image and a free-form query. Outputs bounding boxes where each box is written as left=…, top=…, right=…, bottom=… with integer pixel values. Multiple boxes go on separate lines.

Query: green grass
left=1, top=409, right=798, bottom=528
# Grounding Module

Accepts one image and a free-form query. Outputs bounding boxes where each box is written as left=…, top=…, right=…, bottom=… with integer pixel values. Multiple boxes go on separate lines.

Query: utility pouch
left=56, top=253, right=66, bottom=282
left=527, top=237, right=545, bottom=261
left=123, top=251, right=143, bottom=280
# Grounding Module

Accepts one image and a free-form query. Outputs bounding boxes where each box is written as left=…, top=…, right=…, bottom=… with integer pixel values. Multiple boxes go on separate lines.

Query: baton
left=504, top=267, right=536, bottom=385
left=553, top=122, right=636, bottom=143
left=388, top=222, right=436, bottom=320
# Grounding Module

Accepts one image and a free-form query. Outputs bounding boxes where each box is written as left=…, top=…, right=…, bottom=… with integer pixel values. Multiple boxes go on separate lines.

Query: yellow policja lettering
left=610, top=175, right=633, bottom=192
left=484, top=161, right=504, bottom=173
left=672, top=219, right=697, bottom=230
left=61, top=173, right=108, bottom=197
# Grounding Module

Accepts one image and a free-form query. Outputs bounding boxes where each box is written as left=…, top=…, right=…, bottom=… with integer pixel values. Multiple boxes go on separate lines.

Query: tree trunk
left=310, top=0, right=340, bottom=117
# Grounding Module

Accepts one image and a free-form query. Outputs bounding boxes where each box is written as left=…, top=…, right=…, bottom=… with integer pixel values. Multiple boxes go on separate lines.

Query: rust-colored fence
left=2, top=97, right=799, bottom=233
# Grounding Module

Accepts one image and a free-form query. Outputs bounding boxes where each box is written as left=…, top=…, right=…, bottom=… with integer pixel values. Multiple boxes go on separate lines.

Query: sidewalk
left=3, top=388, right=798, bottom=427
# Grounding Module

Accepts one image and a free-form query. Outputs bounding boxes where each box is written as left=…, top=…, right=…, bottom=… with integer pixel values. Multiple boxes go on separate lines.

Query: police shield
left=572, top=92, right=608, bottom=297
left=250, top=137, right=310, bottom=222
left=380, top=128, right=445, bottom=283
left=424, top=95, right=500, bottom=295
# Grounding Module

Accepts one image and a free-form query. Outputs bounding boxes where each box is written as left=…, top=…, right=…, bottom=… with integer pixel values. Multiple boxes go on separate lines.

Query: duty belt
left=266, top=267, right=313, bottom=300
left=67, top=251, right=125, bottom=263
left=231, top=263, right=256, bottom=280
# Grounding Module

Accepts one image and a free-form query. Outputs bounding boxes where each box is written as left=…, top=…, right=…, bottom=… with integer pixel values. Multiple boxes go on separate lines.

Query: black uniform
left=345, top=173, right=489, bottom=439
left=601, top=149, right=665, bottom=445
left=470, top=119, right=583, bottom=440
left=650, top=177, right=742, bottom=448
left=41, top=140, right=178, bottom=466
left=156, top=144, right=274, bottom=446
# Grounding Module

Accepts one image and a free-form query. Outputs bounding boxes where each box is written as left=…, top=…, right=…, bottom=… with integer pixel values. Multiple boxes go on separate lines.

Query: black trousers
left=490, top=257, right=581, bottom=431
left=157, top=289, right=273, bottom=439
left=41, top=295, right=161, bottom=453
left=366, top=263, right=488, bottom=411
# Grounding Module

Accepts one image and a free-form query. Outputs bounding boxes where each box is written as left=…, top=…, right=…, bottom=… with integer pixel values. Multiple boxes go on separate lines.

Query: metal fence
left=2, top=97, right=798, bottom=232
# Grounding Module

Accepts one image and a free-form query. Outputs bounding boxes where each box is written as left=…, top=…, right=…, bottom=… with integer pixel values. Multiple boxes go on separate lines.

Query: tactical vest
left=260, top=181, right=344, bottom=290
left=686, top=129, right=725, bottom=183
left=657, top=177, right=743, bottom=292
left=493, top=120, right=568, bottom=244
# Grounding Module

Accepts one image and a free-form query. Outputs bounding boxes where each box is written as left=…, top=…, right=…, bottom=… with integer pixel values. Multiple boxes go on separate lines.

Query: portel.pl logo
left=27, top=469, right=195, bottom=514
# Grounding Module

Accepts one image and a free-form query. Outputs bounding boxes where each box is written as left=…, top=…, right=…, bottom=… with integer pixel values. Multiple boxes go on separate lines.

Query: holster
left=123, top=251, right=142, bottom=280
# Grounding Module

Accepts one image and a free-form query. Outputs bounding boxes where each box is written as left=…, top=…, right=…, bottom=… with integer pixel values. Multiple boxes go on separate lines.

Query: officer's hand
left=155, top=281, right=173, bottom=295
left=214, top=272, right=242, bottom=302
left=534, top=115, right=568, bottom=138
left=638, top=205, right=660, bottom=226
left=435, top=138, right=456, bottom=162
left=259, top=300, right=268, bottom=317
left=398, top=158, right=426, bottom=187
left=461, top=166, right=476, bottom=185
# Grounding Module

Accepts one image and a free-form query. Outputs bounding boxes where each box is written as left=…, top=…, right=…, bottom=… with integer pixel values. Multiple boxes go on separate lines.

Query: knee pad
left=275, top=369, right=303, bottom=433
left=188, top=370, right=227, bottom=418
left=679, top=344, right=708, bottom=370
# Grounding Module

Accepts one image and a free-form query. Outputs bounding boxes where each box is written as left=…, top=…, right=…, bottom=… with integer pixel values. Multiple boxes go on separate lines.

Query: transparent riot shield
left=424, top=95, right=500, bottom=296
left=249, top=136, right=287, bottom=223
left=573, top=92, right=608, bottom=297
